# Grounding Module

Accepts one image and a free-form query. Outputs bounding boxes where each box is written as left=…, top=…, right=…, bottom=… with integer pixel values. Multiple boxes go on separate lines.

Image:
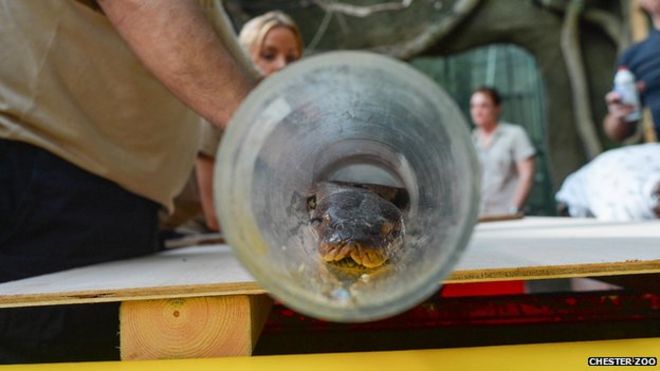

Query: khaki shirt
left=199, top=120, right=224, bottom=158
left=472, top=122, right=536, bottom=216
left=0, top=0, right=255, bottom=211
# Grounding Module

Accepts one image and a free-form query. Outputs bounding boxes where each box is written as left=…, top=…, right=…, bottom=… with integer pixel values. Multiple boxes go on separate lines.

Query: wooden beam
left=119, top=294, right=272, bottom=360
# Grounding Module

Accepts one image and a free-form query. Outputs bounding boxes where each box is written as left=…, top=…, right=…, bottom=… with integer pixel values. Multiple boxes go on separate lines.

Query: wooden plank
left=0, top=217, right=658, bottom=308
left=2, top=338, right=659, bottom=370
left=477, top=213, right=523, bottom=223
left=448, top=217, right=660, bottom=282
left=120, top=294, right=272, bottom=360
left=0, top=245, right=265, bottom=308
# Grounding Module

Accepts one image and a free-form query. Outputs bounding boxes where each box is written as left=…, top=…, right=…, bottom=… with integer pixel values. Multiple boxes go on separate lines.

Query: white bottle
left=614, top=66, right=641, bottom=122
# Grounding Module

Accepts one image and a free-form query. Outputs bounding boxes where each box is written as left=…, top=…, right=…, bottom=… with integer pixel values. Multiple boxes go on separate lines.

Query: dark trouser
left=0, top=139, right=160, bottom=363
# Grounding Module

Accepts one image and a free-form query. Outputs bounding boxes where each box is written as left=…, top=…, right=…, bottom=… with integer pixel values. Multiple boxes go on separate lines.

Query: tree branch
left=307, top=7, right=334, bottom=50
left=312, top=0, right=413, bottom=17
left=374, top=0, right=481, bottom=59
left=560, top=0, right=602, bottom=158
left=584, top=9, right=624, bottom=50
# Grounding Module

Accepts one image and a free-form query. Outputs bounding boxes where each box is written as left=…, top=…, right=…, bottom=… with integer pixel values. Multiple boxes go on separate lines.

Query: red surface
left=440, top=281, right=526, bottom=297
left=264, top=290, right=659, bottom=333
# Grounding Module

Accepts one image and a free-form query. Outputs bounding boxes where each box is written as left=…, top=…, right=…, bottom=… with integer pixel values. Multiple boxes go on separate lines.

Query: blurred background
left=219, top=0, right=648, bottom=216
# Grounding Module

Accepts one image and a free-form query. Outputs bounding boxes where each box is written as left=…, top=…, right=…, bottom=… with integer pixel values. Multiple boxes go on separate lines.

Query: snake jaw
left=320, top=241, right=389, bottom=269
left=351, top=246, right=388, bottom=268
left=320, top=242, right=347, bottom=262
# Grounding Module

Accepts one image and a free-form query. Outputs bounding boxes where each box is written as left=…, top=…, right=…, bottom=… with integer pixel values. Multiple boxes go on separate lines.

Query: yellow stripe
left=2, top=338, right=658, bottom=371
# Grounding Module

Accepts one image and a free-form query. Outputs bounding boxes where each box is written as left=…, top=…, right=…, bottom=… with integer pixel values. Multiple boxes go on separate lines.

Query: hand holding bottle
left=606, top=67, right=643, bottom=123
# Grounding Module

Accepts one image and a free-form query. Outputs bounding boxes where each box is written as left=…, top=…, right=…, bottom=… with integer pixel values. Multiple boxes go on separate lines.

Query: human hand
left=651, top=182, right=660, bottom=218
left=605, top=81, right=645, bottom=121
left=605, top=91, right=637, bottom=121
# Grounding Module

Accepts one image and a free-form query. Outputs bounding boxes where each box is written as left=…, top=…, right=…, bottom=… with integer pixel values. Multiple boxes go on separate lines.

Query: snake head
left=310, top=183, right=404, bottom=269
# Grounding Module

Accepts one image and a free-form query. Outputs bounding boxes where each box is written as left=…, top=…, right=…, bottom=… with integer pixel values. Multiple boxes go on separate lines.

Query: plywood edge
left=446, top=259, right=660, bottom=283
left=0, top=281, right=266, bottom=309
left=2, top=259, right=659, bottom=309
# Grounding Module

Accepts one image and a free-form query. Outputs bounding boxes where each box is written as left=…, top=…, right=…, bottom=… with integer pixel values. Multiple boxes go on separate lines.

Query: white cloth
left=556, top=143, right=660, bottom=221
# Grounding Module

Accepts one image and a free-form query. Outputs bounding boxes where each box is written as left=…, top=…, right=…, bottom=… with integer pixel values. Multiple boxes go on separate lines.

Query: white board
left=0, top=217, right=658, bottom=308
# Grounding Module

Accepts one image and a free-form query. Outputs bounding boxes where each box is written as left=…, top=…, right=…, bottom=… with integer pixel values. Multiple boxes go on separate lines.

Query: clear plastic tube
left=215, top=51, right=480, bottom=322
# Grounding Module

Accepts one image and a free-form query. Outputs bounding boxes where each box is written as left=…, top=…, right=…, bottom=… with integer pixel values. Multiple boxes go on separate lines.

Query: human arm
left=97, top=0, right=256, bottom=129
left=195, top=154, right=219, bottom=231
left=511, top=156, right=535, bottom=213
left=194, top=121, right=223, bottom=231
left=603, top=91, right=639, bottom=142
left=509, top=126, right=537, bottom=214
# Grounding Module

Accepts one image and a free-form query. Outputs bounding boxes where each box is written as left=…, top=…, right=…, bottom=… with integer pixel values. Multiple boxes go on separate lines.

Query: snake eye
left=310, top=213, right=329, bottom=226
left=307, top=195, right=317, bottom=210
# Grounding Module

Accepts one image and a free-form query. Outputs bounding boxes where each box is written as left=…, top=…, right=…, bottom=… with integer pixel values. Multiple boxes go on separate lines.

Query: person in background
left=195, top=11, right=304, bottom=231
left=604, top=0, right=660, bottom=142
left=470, top=86, right=536, bottom=217
left=239, top=11, right=304, bottom=76
left=0, top=0, right=257, bottom=363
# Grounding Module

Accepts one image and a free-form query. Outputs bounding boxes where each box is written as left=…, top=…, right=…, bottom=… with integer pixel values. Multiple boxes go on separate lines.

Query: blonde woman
left=239, top=11, right=303, bottom=76
left=196, top=11, right=304, bottom=231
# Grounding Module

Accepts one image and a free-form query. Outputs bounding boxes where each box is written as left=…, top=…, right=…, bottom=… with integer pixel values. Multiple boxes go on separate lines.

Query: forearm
left=195, top=155, right=219, bottom=231
left=603, top=112, right=636, bottom=143
left=98, top=0, right=256, bottom=129
left=511, top=158, right=535, bottom=211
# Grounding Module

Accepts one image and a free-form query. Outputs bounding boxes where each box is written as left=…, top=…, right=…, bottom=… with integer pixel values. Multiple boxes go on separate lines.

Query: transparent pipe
left=215, top=51, right=480, bottom=322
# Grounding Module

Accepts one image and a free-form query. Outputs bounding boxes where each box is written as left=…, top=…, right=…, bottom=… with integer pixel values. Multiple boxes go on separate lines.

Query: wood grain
left=120, top=294, right=272, bottom=360
left=0, top=217, right=658, bottom=308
